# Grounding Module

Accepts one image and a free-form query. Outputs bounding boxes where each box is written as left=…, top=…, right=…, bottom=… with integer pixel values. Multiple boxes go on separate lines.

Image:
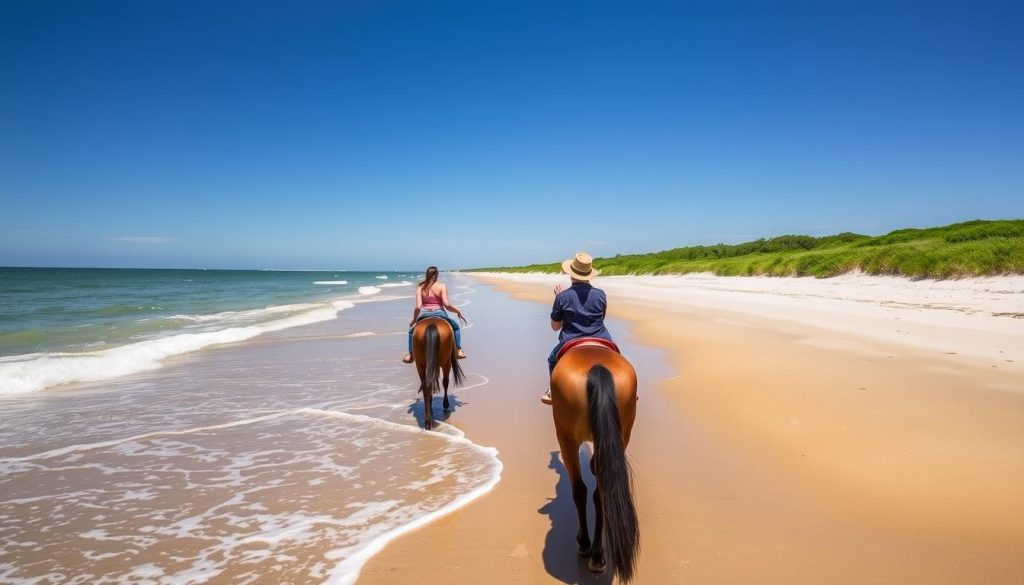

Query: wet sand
left=359, top=274, right=1024, bottom=584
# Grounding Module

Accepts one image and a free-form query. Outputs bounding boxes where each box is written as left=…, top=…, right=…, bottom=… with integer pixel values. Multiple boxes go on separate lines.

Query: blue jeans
left=408, top=310, right=462, bottom=352
left=548, top=331, right=613, bottom=374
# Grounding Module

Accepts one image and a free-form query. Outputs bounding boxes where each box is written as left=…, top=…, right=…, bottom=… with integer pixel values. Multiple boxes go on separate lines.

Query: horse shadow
left=406, top=393, right=467, bottom=429
left=539, top=450, right=613, bottom=585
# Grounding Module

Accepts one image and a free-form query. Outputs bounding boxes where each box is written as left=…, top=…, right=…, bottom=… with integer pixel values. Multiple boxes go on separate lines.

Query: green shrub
left=470, top=219, right=1024, bottom=279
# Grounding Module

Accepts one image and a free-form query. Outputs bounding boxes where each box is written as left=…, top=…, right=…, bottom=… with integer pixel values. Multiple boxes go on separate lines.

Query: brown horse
left=550, top=344, right=639, bottom=582
left=412, top=317, right=465, bottom=429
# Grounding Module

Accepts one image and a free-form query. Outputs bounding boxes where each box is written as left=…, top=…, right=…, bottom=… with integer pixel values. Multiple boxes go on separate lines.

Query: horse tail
left=449, top=340, right=465, bottom=387
left=423, top=323, right=440, bottom=395
left=587, top=364, right=639, bottom=583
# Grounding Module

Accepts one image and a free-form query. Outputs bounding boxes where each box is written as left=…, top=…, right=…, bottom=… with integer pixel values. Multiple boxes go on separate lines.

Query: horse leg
left=558, top=433, right=591, bottom=555
left=442, top=364, right=451, bottom=411
left=589, top=458, right=607, bottom=573
left=421, top=381, right=433, bottom=430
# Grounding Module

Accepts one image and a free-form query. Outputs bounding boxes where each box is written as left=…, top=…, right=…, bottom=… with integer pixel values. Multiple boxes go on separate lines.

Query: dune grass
left=472, top=219, right=1024, bottom=279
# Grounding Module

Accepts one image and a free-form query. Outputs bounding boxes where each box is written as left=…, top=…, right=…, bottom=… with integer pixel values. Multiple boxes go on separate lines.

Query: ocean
left=0, top=268, right=500, bottom=584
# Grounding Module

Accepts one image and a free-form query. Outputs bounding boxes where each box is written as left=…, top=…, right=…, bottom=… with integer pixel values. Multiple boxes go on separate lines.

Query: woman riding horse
left=411, top=315, right=465, bottom=429
left=403, top=266, right=467, bottom=364
left=547, top=252, right=639, bottom=582
left=406, top=266, right=468, bottom=429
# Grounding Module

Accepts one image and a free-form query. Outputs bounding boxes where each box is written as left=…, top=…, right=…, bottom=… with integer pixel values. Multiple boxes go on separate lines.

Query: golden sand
left=359, top=274, right=1024, bottom=584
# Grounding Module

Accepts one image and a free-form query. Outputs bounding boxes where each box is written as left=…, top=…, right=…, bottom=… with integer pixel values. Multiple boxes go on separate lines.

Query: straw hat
left=562, top=252, right=600, bottom=281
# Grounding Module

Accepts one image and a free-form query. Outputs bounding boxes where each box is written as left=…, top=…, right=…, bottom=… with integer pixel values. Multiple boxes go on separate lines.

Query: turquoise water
left=0, top=267, right=419, bottom=394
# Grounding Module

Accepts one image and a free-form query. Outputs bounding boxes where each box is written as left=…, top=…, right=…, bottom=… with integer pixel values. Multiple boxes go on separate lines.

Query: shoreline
left=360, top=272, right=1024, bottom=583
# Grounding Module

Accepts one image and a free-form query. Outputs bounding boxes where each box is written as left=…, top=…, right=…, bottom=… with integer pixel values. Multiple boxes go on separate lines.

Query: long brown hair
left=419, top=266, right=439, bottom=294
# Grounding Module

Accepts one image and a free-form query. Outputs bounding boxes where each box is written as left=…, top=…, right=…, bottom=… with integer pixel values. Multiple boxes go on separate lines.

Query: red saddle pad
left=556, top=337, right=621, bottom=361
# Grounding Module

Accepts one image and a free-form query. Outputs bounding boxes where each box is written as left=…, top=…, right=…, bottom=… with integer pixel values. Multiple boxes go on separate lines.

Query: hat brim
left=562, top=259, right=600, bottom=281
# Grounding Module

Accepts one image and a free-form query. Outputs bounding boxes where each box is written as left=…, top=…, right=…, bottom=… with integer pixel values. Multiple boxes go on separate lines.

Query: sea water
left=0, top=268, right=425, bottom=395
left=0, top=269, right=499, bottom=584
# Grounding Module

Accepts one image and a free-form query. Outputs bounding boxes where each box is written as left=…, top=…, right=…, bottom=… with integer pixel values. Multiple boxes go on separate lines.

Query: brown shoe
left=401, top=353, right=414, bottom=364
left=456, top=349, right=467, bottom=359
left=541, top=388, right=552, bottom=405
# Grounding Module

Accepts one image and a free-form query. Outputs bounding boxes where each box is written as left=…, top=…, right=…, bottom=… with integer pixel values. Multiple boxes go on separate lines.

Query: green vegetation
left=473, top=220, right=1024, bottom=279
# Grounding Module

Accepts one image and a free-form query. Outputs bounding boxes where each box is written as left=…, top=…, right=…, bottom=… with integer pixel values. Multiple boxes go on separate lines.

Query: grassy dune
left=474, top=220, right=1024, bottom=279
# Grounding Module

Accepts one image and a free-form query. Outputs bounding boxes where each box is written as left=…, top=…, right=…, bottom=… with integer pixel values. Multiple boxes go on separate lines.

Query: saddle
left=556, top=337, right=620, bottom=361
left=416, top=316, right=453, bottom=332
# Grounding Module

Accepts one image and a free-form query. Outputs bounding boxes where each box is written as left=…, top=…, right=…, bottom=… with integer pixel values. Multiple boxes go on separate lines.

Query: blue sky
left=2, top=0, right=1021, bottom=269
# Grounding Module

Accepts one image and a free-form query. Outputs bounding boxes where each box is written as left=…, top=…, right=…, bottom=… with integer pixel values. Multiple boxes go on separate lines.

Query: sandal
left=401, top=353, right=414, bottom=364
left=541, top=388, right=553, bottom=405
left=456, top=349, right=467, bottom=359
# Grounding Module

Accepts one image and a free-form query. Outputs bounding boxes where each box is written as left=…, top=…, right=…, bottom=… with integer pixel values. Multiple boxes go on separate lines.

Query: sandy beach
left=360, top=273, right=1024, bottom=584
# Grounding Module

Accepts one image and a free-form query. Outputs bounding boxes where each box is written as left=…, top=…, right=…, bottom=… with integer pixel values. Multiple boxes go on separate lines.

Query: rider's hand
left=553, top=284, right=564, bottom=295
left=457, top=313, right=468, bottom=325
left=408, top=319, right=414, bottom=327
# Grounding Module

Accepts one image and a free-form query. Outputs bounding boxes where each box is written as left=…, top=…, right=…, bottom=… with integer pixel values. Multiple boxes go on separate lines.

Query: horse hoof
left=587, top=557, right=607, bottom=574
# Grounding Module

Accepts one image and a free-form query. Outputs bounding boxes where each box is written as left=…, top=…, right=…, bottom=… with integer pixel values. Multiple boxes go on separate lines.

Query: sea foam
left=0, top=408, right=502, bottom=585
left=378, top=281, right=414, bottom=288
left=167, top=303, right=323, bottom=323
left=0, top=300, right=355, bottom=395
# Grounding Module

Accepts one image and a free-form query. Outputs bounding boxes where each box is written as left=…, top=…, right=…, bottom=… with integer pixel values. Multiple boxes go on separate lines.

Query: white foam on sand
left=0, top=408, right=503, bottom=585
left=474, top=272, right=1024, bottom=374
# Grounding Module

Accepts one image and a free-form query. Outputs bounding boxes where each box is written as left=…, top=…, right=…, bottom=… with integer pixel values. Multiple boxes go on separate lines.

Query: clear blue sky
left=2, top=0, right=1022, bottom=270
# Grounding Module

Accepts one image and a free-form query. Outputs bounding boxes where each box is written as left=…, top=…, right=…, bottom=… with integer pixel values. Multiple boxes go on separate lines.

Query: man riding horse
left=544, top=251, right=639, bottom=581
left=542, top=252, right=614, bottom=404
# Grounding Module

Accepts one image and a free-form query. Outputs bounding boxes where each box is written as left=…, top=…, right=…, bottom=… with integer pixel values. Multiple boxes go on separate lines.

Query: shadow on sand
left=539, top=450, right=613, bottom=585
left=406, top=393, right=467, bottom=429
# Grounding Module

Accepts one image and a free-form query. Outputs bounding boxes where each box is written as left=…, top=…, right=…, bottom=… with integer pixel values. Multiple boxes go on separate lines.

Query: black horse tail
left=423, top=323, right=440, bottom=395
left=587, top=364, right=639, bottom=583
left=449, top=337, right=465, bottom=387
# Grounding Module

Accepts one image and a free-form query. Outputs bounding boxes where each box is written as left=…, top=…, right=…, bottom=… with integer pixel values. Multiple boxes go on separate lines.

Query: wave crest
left=0, top=303, right=353, bottom=395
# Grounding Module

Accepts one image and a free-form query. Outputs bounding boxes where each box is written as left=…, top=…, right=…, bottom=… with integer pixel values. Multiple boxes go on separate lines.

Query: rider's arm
left=410, top=287, right=422, bottom=324
left=439, top=284, right=462, bottom=316
left=440, top=284, right=468, bottom=324
left=550, top=289, right=564, bottom=331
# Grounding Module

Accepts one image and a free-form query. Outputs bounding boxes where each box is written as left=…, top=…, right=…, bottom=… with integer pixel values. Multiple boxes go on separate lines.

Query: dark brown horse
left=550, top=343, right=639, bottom=582
left=411, top=317, right=464, bottom=429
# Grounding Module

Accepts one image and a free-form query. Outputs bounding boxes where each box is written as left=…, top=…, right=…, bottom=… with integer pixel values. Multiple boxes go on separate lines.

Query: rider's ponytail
left=419, top=266, right=439, bottom=293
